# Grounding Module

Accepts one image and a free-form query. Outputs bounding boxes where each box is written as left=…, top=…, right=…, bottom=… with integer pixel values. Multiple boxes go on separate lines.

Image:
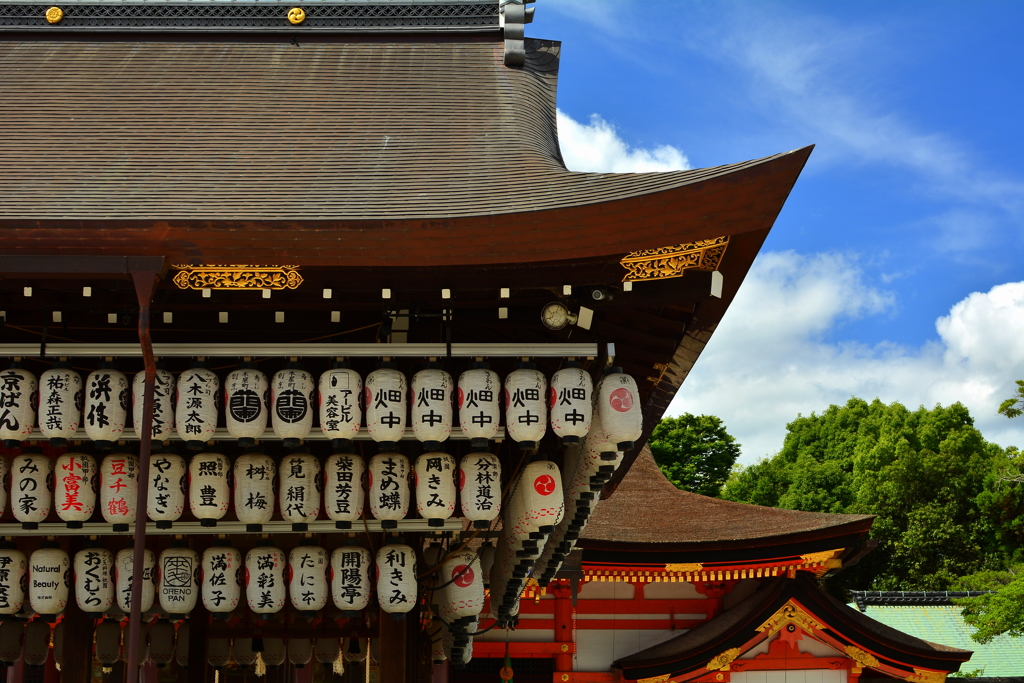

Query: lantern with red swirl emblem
left=0, top=366, right=36, bottom=447
left=503, top=364, right=547, bottom=449
left=133, top=368, right=175, bottom=441
left=38, top=364, right=82, bottom=446
left=319, top=364, right=362, bottom=447
left=437, top=550, right=485, bottom=626
left=224, top=364, right=268, bottom=446
left=596, top=368, right=642, bottom=451
left=272, top=364, right=315, bottom=447
left=55, top=452, right=96, bottom=528
left=84, top=366, right=128, bottom=449
left=549, top=363, right=593, bottom=445
left=175, top=364, right=219, bottom=450
left=364, top=364, right=406, bottom=447
left=100, top=453, right=138, bottom=532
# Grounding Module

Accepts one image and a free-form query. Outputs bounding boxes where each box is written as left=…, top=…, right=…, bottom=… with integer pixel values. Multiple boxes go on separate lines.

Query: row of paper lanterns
left=0, top=448, right=504, bottom=530
left=0, top=362, right=641, bottom=452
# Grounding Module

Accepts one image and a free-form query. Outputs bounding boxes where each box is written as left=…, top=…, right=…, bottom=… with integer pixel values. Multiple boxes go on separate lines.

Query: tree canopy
left=649, top=413, right=741, bottom=497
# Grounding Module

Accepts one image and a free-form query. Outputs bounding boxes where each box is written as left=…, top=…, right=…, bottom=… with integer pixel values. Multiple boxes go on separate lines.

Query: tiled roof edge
left=851, top=591, right=995, bottom=612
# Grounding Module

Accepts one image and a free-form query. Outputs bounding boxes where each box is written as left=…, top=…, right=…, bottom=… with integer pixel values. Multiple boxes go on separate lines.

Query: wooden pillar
left=378, top=611, right=407, bottom=683
left=186, top=611, right=208, bottom=683
left=553, top=584, right=574, bottom=673
left=61, top=539, right=95, bottom=683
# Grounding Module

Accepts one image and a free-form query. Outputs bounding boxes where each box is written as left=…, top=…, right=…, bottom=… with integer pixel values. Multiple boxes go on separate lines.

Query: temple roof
left=581, top=448, right=874, bottom=559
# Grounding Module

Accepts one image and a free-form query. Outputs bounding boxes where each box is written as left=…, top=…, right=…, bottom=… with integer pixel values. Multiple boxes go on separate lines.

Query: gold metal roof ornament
left=908, top=669, right=947, bottom=683
left=705, top=648, right=741, bottom=672
left=755, top=600, right=826, bottom=636
left=620, top=236, right=729, bottom=282
left=45, top=6, right=63, bottom=23
left=287, top=7, right=306, bottom=24
left=171, top=265, right=302, bottom=290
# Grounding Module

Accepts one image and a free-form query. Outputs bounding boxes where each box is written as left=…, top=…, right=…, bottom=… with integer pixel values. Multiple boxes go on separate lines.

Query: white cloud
left=556, top=110, right=690, bottom=173
left=671, top=251, right=1024, bottom=463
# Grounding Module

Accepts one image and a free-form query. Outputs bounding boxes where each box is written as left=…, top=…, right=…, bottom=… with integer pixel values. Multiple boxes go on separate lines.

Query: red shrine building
left=0, top=1, right=974, bottom=682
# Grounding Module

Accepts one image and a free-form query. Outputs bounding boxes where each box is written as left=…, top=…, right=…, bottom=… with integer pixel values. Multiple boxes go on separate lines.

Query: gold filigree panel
left=620, top=236, right=729, bottom=282
left=706, top=648, right=741, bottom=672
left=665, top=563, right=704, bottom=573
left=755, top=600, right=825, bottom=636
left=637, top=676, right=671, bottom=683
left=908, top=670, right=947, bottom=683
left=171, top=265, right=303, bottom=290
left=844, top=645, right=880, bottom=669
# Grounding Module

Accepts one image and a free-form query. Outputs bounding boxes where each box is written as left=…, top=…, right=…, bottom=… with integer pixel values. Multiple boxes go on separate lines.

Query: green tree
left=649, top=414, right=741, bottom=497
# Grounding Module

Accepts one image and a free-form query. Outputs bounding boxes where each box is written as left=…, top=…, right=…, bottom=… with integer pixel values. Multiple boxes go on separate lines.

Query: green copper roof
left=849, top=604, right=1024, bottom=676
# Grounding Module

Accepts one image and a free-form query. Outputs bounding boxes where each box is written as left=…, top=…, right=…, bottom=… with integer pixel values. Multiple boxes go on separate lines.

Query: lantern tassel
left=215, top=670, right=220, bottom=683
left=333, top=650, right=345, bottom=676
left=254, top=652, right=266, bottom=677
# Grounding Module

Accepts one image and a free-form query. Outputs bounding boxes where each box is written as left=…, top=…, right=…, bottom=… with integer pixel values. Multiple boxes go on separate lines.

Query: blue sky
left=532, top=1, right=1024, bottom=462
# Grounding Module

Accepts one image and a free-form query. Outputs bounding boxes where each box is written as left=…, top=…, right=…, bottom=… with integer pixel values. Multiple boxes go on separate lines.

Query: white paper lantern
left=504, top=366, right=547, bottom=449
left=188, top=452, right=230, bottom=527
left=0, top=545, right=27, bottom=615
left=375, top=544, right=416, bottom=615
left=38, top=366, right=82, bottom=446
left=0, top=620, right=23, bottom=665
left=415, top=452, right=455, bottom=527
left=429, top=622, right=446, bottom=663
left=368, top=452, right=409, bottom=528
left=175, top=365, right=219, bottom=449
left=596, top=370, right=643, bottom=451
left=457, top=366, right=501, bottom=445
left=459, top=452, right=501, bottom=528
left=55, top=452, right=96, bottom=528
left=288, top=638, right=313, bottom=668
left=148, top=619, right=175, bottom=668
left=223, top=365, right=268, bottom=446
left=549, top=365, right=593, bottom=445
left=29, top=544, right=69, bottom=617
left=115, top=547, right=156, bottom=613
left=272, top=366, right=315, bottom=446
left=288, top=545, right=328, bottom=615
left=324, top=452, right=364, bottom=530
left=74, top=547, right=114, bottom=613
left=245, top=546, right=286, bottom=618
left=411, top=368, right=453, bottom=448
left=11, top=452, right=52, bottom=529
left=315, top=638, right=340, bottom=665
left=95, top=619, right=121, bottom=670
left=343, top=637, right=367, bottom=663
left=173, top=622, right=189, bottom=668
left=158, top=545, right=199, bottom=617
left=509, top=459, right=564, bottom=535
left=84, top=368, right=128, bottom=448
left=22, top=619, right=50, bottom=667
left=278, top=452, right=321, bottom=530
left=201, top=546, right=242, bottom=614
left=233, top=637, right=257, bottom=668
left=319, top=366, right=362, bottom=445
left=437, top=551, right=485, bottom=625
left=478, top=543, right=495, bottom=587
left=262, top=638, right=286, bottom=668
left=132, top=369, right=175, bottom=441
left=0, top=457, right=8, bottom=519
left=0, top=367, right=37, bottom=446
left=207, top=638, right=232, bottom=669
left=233, top=452, right=275, bottom=531
left=100, top=453, right=139, bottom=531
left=147, top=451, right=186, bottom=528
left=364, top=366, right=407, bottom=445
left=330, top=546, right=372, bottom=614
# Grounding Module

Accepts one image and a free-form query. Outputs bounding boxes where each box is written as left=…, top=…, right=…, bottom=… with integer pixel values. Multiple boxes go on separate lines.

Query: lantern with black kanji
left=132, top=368, right=175, bottom=441
left=22, top=620, right=50, bottom=668
left=503, top=363, right=547, bottom=449
left=375, top=544, right=416, bottom=616
left=148, top=619, right=175, bottom=668
left=115, top=547, right=156, bottom=613
left=288, top=544, right=328, bottom=616
left=95, top=619, right=121, bottom=672
left=224, top=364, right=268, bottom=446
left=55, top=452, right=96, bottom=528
left=278, top=451, right=321, bottom=531
left=201, top=544, right=242, bottom=615
left=11, top=448, right=52, bottom=529
left=74, top=546, right=114, bottom=613
left=189, top=451, right=230, bottom=527
left=272, top=363, right=315, bottom=446
left=324, top=452, right=364, bottom=530
left=319, top=364, right=362, bottom=447
left=147, top=449, right=186, bottom=529
left=262, top=638, right=286, bottom=668
left=415, top=452, right=455, bottom=527
left=175, top=363, right=219, bottom=450
left=29, top=542, right=69, bottom=619
left=0, top=457, right=7, bottom=520
left=457, top=364, right=501, bottom=447
left=596, top=368, right=642, bottom=451
left=233, top=638, right=257, bottom=670
left=84, top=366, right=128, bottom=448
left=207, top=639, right=232, bottom=670
left=368, top=452, right=409, bottom=528
left=0, top=366, right=36, bottom=447
left=100, top=452, right=138, bottom=532
left=459, top=450, right=501, bottom=528
left=364, top=364, right=407, bottom=447
left=411, top=366, right=453, bottom=449
left=0, top=621, right=21, bottom=665
left=288, top=638, right=313, bottom=668
left=158, top=542, right=199, bottom=618
left=233, top=451, right=275, bottom=531
left=549, top=363, right=593, bottom=445
left=38, top=364, right=82, bottom=446
left=0, top=543, right=26, bottom=615
left=330, top=546, right=371, bottom=615
left=245, top=545, right=286, bottom=619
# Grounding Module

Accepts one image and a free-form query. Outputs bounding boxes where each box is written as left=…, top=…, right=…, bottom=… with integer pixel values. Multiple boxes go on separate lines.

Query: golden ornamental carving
left=45, top=6, right=63, bottom=23
left=171, top=265, right=303, bottom=291
left=287, top=7, right=306, bottom=24
left=665, top=563, right=703, bottom=573
left=755, top=600, right=825, bottom=636
left=801, top=549, right=842, bottom=564
left=844, top=645, right=880, bottom=669
left=706, top=648, right=741, bottom=672
left=908, top=670, right=946, bottom=683
left=620, top=236, right=729, bottom=282
left=638, top=676, right=670, bottom=683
